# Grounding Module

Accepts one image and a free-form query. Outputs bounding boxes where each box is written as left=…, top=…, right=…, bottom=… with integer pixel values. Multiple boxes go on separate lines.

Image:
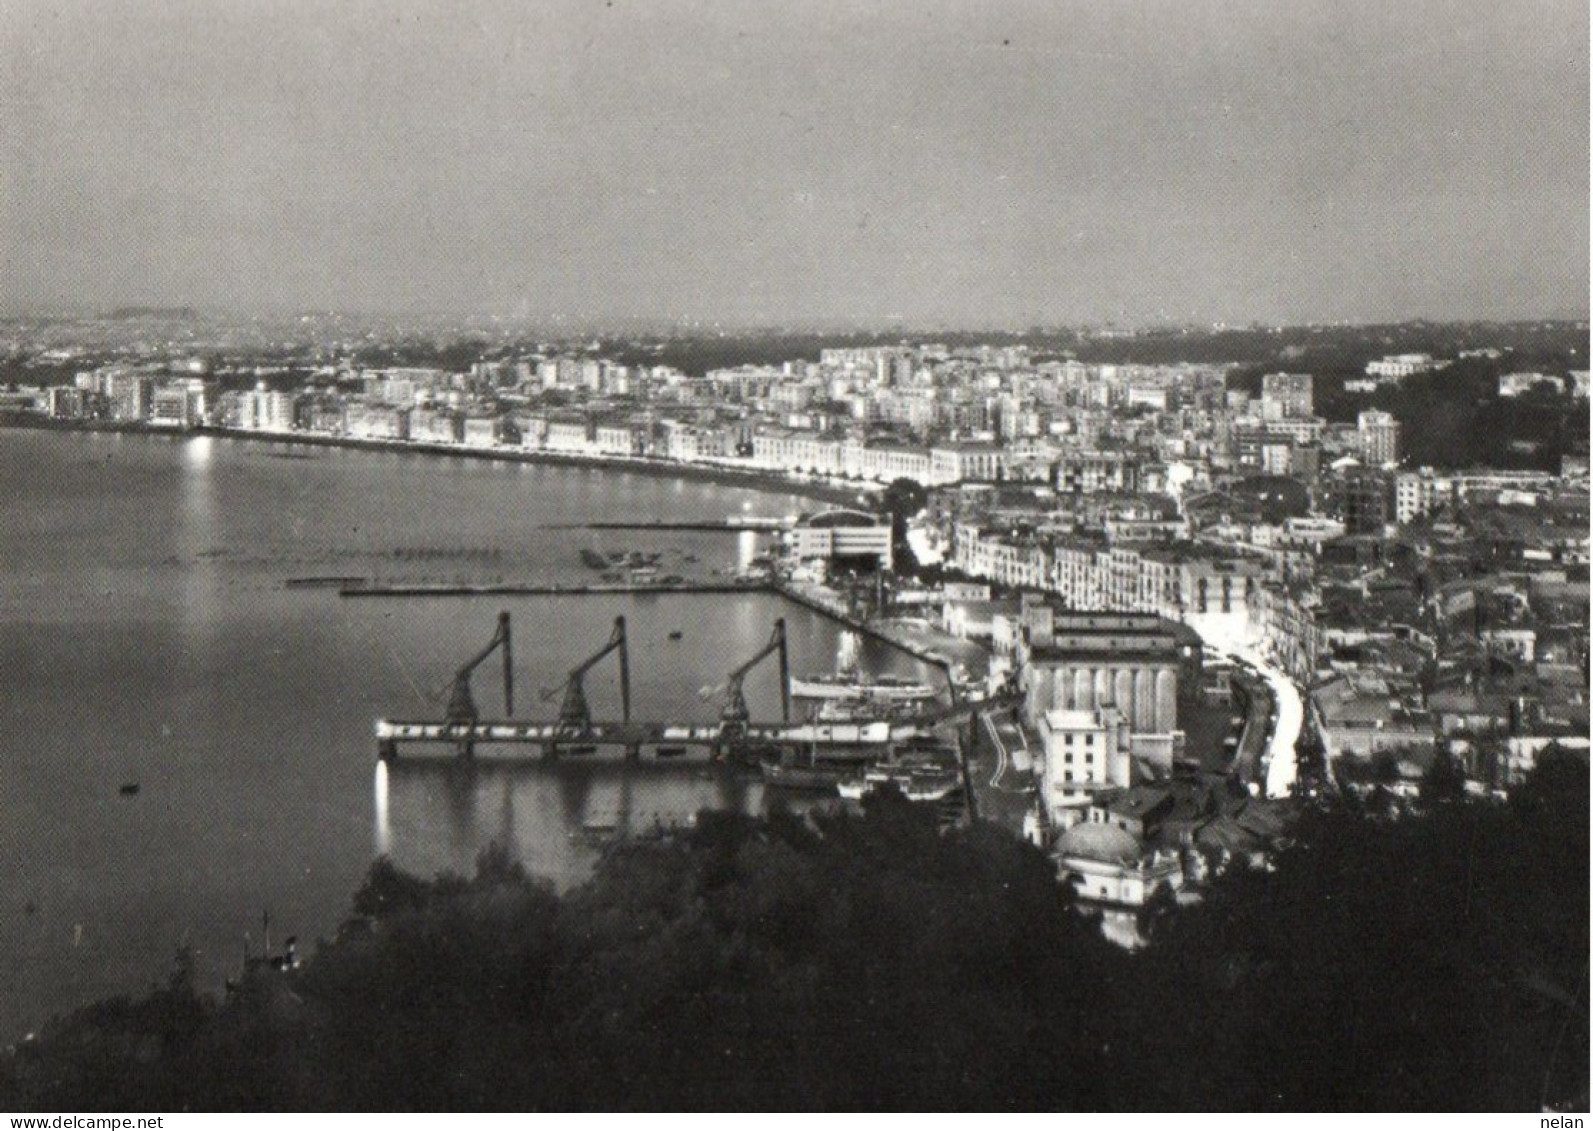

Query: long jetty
left=336, top=579, right=762, bottom=598
left=539, top=520, right=792, bottom=533
left=769, top=580, right=954, bottom=672
left=306, top=574, right=962, bottom=673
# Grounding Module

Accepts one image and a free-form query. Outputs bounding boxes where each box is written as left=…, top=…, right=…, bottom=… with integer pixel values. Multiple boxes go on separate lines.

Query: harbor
left=372, top=606, right=987, bottom=827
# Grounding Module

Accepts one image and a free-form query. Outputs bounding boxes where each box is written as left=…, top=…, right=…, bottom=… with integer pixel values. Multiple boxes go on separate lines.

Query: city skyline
left=4, top=0, right=1588, bottom=327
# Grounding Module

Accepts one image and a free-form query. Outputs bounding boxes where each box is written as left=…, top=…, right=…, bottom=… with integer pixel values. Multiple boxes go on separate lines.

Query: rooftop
left=1043, top=709, right=1102, bottom=731
left=1054, top=822, right=1143, bottom=868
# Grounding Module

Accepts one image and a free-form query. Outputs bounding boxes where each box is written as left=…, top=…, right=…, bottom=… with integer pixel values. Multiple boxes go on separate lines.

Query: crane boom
left=555, top=616, right=630, bottom=736
left=446, top=611, right=513, bottom=728
left=718, top=619, right=790, bottom=744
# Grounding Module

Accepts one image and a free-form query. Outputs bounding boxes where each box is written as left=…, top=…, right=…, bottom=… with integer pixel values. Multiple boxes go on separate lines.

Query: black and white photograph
left=1, top=0, right=1588, bottom=1114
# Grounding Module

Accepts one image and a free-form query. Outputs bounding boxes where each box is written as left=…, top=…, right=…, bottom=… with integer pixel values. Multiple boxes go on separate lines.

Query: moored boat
left=761, top=759, right=848, bottom=790
left=789, top=672, right=938, bottom=701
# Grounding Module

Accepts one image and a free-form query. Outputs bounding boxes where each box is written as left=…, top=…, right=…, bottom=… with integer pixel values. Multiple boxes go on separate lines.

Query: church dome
left=1055, top=821, right=1143, bottom=868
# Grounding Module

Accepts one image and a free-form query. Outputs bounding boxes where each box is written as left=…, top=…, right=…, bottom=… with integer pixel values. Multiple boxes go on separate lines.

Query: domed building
left=1055, top=818, right=1183, bottom=908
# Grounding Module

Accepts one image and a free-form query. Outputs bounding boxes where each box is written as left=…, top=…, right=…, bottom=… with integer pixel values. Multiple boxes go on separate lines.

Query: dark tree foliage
left=3, top=766, right=1585, bottom=1111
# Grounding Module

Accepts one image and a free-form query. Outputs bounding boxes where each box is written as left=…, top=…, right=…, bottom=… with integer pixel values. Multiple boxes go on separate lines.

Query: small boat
left=118, top=782, right=141, bottom=797
left=562, top=744, right=598, bottom=756
left=854, top=765, right=962, bottom=803
left=668, top=630, right=684, bottom=641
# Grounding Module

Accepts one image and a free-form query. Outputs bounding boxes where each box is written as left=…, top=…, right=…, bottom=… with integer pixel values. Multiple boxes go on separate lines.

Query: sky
left=2, top=0, right=1588, bottom=327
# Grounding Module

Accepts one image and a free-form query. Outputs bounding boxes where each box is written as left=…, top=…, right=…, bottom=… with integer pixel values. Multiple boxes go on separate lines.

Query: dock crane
left=443, top=611, right=513, bottom=757
left=715, top=618, right=789, bottom=756
left=552, top=616, right=631, bottom=750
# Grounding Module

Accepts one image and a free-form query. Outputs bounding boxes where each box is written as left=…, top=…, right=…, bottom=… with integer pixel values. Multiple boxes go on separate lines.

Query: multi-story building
left=1356, top=410, right=1400, bottom=467
left=594, top=423, right=643, bottom=456
left=1393, top=468, right=1458, bottom=523
left=1498, top=372, right=1565, bottom=397
left=544, top=417, right=594, bottom=453
left=409, top=408, right=461, bottom=445
left=513, top=412, right=548, bottom=450
left=1364, top=353, right=1436, bottom=380
left=105, top=372, right=154, bottom=422
left=956, top=528, right=1262, bottom=635
left=46, top=386, right=89, bottom=420
left=753, top=429, right=843, bottom=476
left=1019, top=610, right=1185, bottom=736
left=1231, top=419, right=1324, bottom=468
left=1325, top=469, right=1393, bottom=536
left=785, top=509, right=893, bottom=571
left=1055, top=449, right=1140, bottom=494
left=1260, top=372, right=1314, bottom=419
left=664, top=422, right=735, bottom=462
left=928, top=441, right=1006, bottom=485
left=344, top=403, right=409, bottom=441
left=954, top=526, right=1051, bottom=590
left=1037, top=707, right=1132, bottom=827
left=461, top=416, right=504, bottom=449
left=148, top=382, right=206, bottom=429
left=225, top=384, right=296, bottom=432
left=1255, top=582, right=1322, bottom=684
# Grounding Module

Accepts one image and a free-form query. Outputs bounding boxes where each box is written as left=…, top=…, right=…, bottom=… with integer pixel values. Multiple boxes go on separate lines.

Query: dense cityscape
left=2, top=312, right=1587, bottom=845
left=3, top=0, right=1587, bottom=1115
left=3, top=322, right=1588, bottom=1111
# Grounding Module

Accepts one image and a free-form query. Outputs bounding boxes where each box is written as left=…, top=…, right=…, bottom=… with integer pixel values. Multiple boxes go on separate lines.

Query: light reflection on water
left=373, top=760, right=391, bottom=857
left=376, top=759, right=800, bottom=891
left=0, top=429, right=880, bottom=1038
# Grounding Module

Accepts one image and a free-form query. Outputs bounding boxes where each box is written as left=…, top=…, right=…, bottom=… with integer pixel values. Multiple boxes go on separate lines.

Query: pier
left=376, top=716, right=906, bottom=762
left=318, top=575, right=966, bottom=682
left=540, top=519, right=792, bottom=533
left=374, top=610, right=982, bottom=763
left=332, top=578, right=764, bottom=597
left=768, top=578, right=962, bottom=677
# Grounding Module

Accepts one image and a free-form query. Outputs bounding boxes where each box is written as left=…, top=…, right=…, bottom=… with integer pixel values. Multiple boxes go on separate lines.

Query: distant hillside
left=106, top=306, right=201, bottom=321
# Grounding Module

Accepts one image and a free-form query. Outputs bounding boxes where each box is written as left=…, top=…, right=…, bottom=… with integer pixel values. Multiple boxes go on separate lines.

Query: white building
left=1053, top=822, right=1183, bottom=908
left=1394, top=469, right=1456, bottom=523
left=1038, top=707, right=1131, bottom=827
left=1498, top=372, right=1565, bottom=397
left=1356, top=410, right=1400, bottom=467
left=785, top=509, right=893, bottom=570
left=1364, top=354, right=1436, bottom=380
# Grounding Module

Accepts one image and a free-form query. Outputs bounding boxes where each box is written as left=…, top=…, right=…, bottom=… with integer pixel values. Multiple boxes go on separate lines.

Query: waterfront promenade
left=0, top=414, right=869, bottom=509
